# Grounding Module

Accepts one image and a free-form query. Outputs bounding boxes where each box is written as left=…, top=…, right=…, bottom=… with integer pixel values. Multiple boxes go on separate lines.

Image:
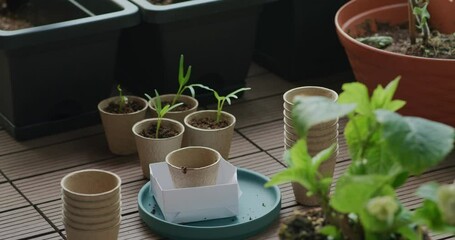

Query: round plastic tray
left=137, top=168, right=281, bottom=240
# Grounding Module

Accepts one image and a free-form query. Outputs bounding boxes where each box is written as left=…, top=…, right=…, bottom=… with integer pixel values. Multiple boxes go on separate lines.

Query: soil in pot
left=188, top=117, right=230, bottom=129
left=358, top=22, right=455, bottom=59
left=104, top=100, right=145, bottom=114
left=162, top=101, right=193, bottom=112
left=140, top=124, right=179, bottom=138
left=0, top=1, right=32, bottom=30
left=279, top=208, right=327, bottom=240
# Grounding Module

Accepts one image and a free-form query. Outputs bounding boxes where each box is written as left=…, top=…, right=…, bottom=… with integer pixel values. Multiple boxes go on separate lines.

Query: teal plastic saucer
left=138, top=168, right=281, bottom=240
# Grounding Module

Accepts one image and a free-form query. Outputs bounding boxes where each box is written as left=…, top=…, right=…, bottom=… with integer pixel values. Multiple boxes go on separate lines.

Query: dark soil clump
left=104, top=99, right=144, bottom=114
left=189, top=117, right=229, bottom=129
left=279, top=208, right=327, bottom=240
left=140, top=123, right=179, bottom=139
left=358, top=22, right=455, bottom=59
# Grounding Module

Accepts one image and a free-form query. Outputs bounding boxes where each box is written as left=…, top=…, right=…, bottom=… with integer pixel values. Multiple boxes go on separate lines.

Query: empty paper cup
left=61, top=169, right=121, bottom=202
left=283, top=86, right=338, bottom=110
left=63, top=201, right=121, bottom=216
left=64, top=215, right=121, bottom=231
left=166, top=146, right=221, bottom=188
left=63, top=209, right=120, bottom=224
left=66, top=223, right=120, bottom=240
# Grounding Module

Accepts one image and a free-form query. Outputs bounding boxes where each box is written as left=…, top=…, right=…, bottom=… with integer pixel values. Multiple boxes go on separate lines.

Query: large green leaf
left=375, top=110, right=455, bottom=175
left=339, top=82, right=371, bottom=115
left=292, top=96, right=355, bottom=137
left=331, top=175, right=390, bottom=213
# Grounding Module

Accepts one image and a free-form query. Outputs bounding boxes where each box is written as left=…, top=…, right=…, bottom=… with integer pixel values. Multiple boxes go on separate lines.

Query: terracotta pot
left=428, top=0, right=455, bottom=34
left=336, top=0, right=455, bottom=126
left=132, top=118, right=184, bottom=178
left=148, top=94, right=198, bottom=124
left=183, top=110, right=236, bottom=160
left=98, top=96, right=148, bottom=155
left=166, top=146, right=221, bottom=188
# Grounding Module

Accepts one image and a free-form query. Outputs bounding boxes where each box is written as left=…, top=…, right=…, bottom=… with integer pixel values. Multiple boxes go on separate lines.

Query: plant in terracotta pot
left=133, top=90, right=185, bottom=178
left=335, top=0, right=455, bottom=127
left=148, top=54, right=207, bottom=123
left=98, top=84, right=148, bottom=155
left=266, top=78, right=455, bottom=239
left=183, top=87, right=251, bottom=159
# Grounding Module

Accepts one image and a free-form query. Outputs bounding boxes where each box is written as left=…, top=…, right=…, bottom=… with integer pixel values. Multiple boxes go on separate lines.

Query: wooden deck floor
left=0, top=64, right=454, bottom=240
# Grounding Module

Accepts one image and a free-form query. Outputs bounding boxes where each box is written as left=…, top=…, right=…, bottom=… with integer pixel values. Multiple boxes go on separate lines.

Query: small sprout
left=117, top=84, right=128, bottom=113
left=200, top=86, right=251, bottom=123
left=145, top=90, right=183, bottom=138
left=171, top=54, right=209, bottom=107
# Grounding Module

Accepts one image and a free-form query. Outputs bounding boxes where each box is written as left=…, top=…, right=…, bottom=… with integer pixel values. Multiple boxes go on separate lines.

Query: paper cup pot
left=98, top=96, right=148, bottom=155
left=132, top=118, right=185, bottom=178
left=283, top=86, right=338, bottom=110
left=61, top=169, right=121, bottom=202
left=183, top=110, right=236, bottom=159
left=65, top=223, right=120, bottom=240
left=166, top=146, right=221, bottom=188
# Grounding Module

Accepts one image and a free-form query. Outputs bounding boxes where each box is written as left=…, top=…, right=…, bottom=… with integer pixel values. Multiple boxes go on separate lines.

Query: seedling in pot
left=145, top=90, right=183, bottom=139
left=117, top=84, right=127, bottom=113
left=103, top=84, right=144, bottom=114
left=199, top=86, right=251, bottom=123
left=169, top=54, right=208, bottom=109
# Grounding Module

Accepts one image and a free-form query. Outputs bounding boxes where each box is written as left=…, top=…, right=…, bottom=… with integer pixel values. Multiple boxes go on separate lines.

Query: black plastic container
left=117, top=0, right=273, bottom=103
left=254, top=0, right=350, bottom=81
left=0, top=0, right=139, bottom=140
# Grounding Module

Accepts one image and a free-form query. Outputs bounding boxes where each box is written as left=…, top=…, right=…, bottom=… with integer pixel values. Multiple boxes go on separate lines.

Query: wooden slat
left=0, top=134, right=115, bottom=180
left=0, top=206, right=55, bottom=240
left=239, top=120, right=283, bottom=150
left=28, top=232, right=63, bottom=240
left=0, top=125, right=103, bottom=156
left=229, top=132, right=260, bottom=159
left=223, top=95, right=283, bottom=129
left=0, top=173, right=7, bottom=183
left=118, top=213, right=162, bottom=240
left=14, top=156, right=143, bottom=205
left=0, top=182, right=29, bottom=212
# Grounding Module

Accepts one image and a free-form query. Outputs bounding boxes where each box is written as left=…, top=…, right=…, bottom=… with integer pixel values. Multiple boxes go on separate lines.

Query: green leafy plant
left=170, top=54, right=207, bottom=107
left=409, top=0, right=431, bottom=44
left=117, top=84, right=128, bottom=113
left=265, top=77, right=455, bottom=240
left=145, top=90, right=182, bottom=138
left=199, top=86, right=251, bottom=123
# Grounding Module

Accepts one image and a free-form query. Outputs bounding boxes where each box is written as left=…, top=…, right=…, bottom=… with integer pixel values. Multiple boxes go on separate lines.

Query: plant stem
left=155, top=119, right=161, bottom=139
left=408, top=0, right=417, bottom=44
left=216, top=99, right=224, bottom=123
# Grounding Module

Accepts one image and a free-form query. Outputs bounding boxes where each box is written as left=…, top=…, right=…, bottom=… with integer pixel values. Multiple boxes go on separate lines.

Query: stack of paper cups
left=61, top=169, right=122, bottom=240
left=283, top=86, right=339, bottom=206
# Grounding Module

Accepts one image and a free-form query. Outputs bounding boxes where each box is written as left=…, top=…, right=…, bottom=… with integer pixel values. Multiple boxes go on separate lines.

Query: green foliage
left=171, top=54, right=208, bottom=107
left=117, top=84, right=128, bottom=113
left=265, top=77, right=455, bottom=239
left=199, top=86, right=251, bottom=123
left=145, top=90, right=182, bottom=138
left=356, top=36, right=393, bottom=49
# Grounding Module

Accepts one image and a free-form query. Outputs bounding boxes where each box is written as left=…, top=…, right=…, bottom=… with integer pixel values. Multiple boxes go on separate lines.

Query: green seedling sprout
left=199, top=86, right=251, bottom=123
left=409, top=0, right=431, bottom=44
left=117, top=84, right=128, bottom=113
left=145, top=90, right=183, bottom=138
left=170, top=54, right=207, bottom=107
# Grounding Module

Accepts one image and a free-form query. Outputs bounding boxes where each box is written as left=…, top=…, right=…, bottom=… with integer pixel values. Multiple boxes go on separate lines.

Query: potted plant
left=254, top=0, right=350, bottom=81
left=266, top=78, right=455, bottom=239
left=183, top=87, right=251, bottom=160
left=335, top=0, right=455, bottom=127
left=147, top=54, right=206, bottom=123
left=0, top=0, right=140, bottom=140
left=97, top=84, right=147, bottom=155
left=116, top=0, right=273, bottom=102
left=132, top=90, right=184, bottom=178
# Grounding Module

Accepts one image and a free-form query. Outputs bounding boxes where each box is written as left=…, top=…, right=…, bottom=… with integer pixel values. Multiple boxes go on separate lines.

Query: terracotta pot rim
left=148, top=94, right=199, bottom=113
left=165, top=146, right=221, bottom=171
left=184, top=110, right=236, bottom=131
left=335, top=0, right=455, bottom=63
left=98, top=96, right=148, bottom=116
left=132, top=118, right=185, bottom=141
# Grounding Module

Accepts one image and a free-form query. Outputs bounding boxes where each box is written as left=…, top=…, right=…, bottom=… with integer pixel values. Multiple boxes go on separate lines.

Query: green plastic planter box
left=254, top=0, right=350, bottom=81
left=117, top=0, right=273, bottom=102
left=0, top=0, right=139, bottom=140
